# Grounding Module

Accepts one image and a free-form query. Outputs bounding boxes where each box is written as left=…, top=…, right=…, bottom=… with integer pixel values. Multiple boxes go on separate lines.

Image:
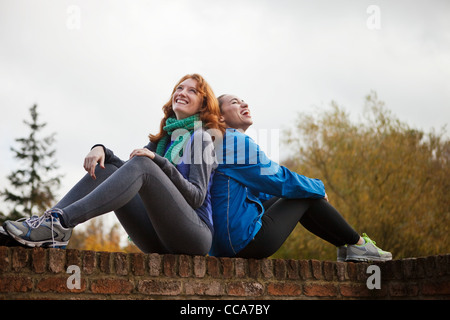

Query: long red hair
left=149, top=74, right=225, bottom=143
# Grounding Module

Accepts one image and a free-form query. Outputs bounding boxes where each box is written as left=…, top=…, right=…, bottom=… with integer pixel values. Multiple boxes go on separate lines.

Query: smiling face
left=218, top=94, right=253, bottom=132
left=172, top=78, right=203, bottom=119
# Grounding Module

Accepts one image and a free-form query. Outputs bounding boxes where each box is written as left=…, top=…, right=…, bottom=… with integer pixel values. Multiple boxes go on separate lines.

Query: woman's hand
left=129, top=148, right=155, bottom=160
left=84, top=146, right=105, bottom=180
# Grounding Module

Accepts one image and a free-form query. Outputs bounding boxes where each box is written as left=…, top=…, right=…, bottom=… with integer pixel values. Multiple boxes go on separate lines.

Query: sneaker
left=1, top=224, right=32, bottom=247
left=0, top=225, right=26, bottom=247
left=346, top=233, right=392, bottom=262
left=337, top=245, right=347, bottom=262
left=3, top=209, right=72, bottom=249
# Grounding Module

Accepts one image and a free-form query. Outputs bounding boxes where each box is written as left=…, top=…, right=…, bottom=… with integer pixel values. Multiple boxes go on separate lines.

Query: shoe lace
left=362, top=232, right=382, bottom=249
left=25, top=213, right=50, bottom=229
left=24, top=209, right=63, bottom=248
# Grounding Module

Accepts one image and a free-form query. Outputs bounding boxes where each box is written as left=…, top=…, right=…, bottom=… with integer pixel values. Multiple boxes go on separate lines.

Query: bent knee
left=128, top=155, right=157, bottom=167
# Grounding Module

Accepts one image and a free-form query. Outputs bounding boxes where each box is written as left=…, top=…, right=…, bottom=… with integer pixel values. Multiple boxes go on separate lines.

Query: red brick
left=114, top=252, right=128, bottom=276
left=193, top=255, right=206, bottom=278
left=36, top=276, right=86, bottom=293
left=310, top=260, right=322, bottom=280
left=304, top=283, right=338, bottom=297
left=0, top=275, right=32, bottom=292
left=66, top=249, right=82, bottom=267
left=234, top=258, right=246, bottom=278
left=267, top=282, right=302, bottom=296
left=261, top=259, right=273, bottom=279
left=48, top=248, right=66, bottom=273
left=422, top=279, right=450, bottom=296
left=148, top=253, right=162, bottom=276
left=274, top=259, right=286, bottom=279
left=207, top=256, right=220, bottom=277
left=340, top=283, right=387, bottom=298
left=389, top=281, right=419, bottom=297
left=32, top=247, right=47, bottom=273
left=137, top=279, right=181, bottom=295
left=336, top=262, right=346, bottom=281
left=414, top=257, right=428, bottom=278
left=0, top=246, right=10, bottom=272
left=346, top=262, right=369, bottom=281
left=435, top=255, right=449, bottom=276
left=248, top=259, right=261, bottom=278
left=358, top=263, right=371, bottom=281
left=163, top=254, right=177, bottom=277
left=12, top=247, right=30, bottom=271
left=184, top=279, right=225, bottom=296
left=131, top=253, right=145, bottom=276
left=298, top=260, right=312, bottom=280
left=220, top=257, right=234, bottom=278
left=91, top=278, right=134, bottom=294
left=345, top=262, right=357, bottom=281
left=82, top=250, right=96, bottom=274
left=382, top=259, right=403, bottom=280
left=340, top=283, right=369, bottom=297
left=227, top=281, right=264, bottom=296
left=421, top=256, right=437, bottom=277
left=402, top=258, right=423, bottom=279
left=286, top=259, right=299, bottom=279
left=98, top=252, right=111, bottom=273
left=323, top=261, right=335, bottom=281
left=178, top=255, right=192, bottom=277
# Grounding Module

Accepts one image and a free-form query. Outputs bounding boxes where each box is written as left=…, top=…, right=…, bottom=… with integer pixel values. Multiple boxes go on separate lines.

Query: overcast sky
left=1, top=0, right=449, bottom=226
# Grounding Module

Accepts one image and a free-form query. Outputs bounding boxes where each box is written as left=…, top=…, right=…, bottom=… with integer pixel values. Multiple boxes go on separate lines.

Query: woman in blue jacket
left=209, top=94, right=392, bottom=262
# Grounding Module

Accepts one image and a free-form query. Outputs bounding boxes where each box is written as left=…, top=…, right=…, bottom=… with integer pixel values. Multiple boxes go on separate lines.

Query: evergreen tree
left=1, top=104, right=63, bottom=223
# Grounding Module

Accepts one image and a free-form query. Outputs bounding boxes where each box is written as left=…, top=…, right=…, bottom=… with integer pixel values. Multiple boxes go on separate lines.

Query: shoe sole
left=345, top=255, right=392, bottom=262
left=4, top=225, right=68, bottom=249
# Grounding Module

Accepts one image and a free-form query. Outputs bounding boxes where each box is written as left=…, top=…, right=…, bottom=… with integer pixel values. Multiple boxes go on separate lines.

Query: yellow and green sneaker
left=346, top=233, right=392, bottom=262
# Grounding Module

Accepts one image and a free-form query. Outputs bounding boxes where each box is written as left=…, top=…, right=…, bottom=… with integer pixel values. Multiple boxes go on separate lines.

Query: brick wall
left=0, top=246, right=448, bottom=300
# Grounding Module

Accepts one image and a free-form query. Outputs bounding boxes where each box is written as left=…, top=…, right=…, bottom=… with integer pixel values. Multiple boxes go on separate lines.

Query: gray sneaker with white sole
left=4, top=209, right=72, bottom=249
left=346, top=233, right=392, bottom=262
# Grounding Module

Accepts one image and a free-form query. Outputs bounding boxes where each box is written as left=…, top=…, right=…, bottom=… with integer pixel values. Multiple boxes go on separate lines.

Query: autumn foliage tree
left=274, top=92, right=449, bottom=260
left=68, top=217, right=140, bottom=253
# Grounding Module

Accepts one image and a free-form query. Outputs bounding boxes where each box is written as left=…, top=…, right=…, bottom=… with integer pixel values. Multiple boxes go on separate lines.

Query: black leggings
left=236, top=197, right=360, bottom=259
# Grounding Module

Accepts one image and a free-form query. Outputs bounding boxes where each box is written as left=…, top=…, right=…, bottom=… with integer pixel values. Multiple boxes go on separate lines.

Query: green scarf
left=155, top=114, right=201, bottom=165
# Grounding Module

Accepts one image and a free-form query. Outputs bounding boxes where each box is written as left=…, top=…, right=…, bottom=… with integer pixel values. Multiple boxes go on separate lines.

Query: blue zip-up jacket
left=209, top=128, right=325, bottom=257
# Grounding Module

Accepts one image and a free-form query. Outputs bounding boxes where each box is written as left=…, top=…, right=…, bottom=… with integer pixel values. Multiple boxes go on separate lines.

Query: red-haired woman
left=3, top=74, right=225, bottom=255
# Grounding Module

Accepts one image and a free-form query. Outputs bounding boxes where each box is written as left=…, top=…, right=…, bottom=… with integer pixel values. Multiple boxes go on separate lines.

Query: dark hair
left=217, top=94, right=229, bottom=111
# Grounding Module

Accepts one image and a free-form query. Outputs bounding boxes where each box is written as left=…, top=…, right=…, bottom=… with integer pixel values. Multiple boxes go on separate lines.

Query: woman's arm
left=218, top=131, right=325, bottom=199
left=143, top=130, right=217, bottom=209
left=84, top=144, right=126, bottom=179
left=83, top=146, right=105, bottom=179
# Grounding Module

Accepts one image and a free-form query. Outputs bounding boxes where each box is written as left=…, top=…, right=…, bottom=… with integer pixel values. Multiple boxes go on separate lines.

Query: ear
left=219, top=115, right=226, bottom=123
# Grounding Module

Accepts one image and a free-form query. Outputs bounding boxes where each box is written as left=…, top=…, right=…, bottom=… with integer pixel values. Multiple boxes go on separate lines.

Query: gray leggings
left=54, top=156, right=212, bottom=255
